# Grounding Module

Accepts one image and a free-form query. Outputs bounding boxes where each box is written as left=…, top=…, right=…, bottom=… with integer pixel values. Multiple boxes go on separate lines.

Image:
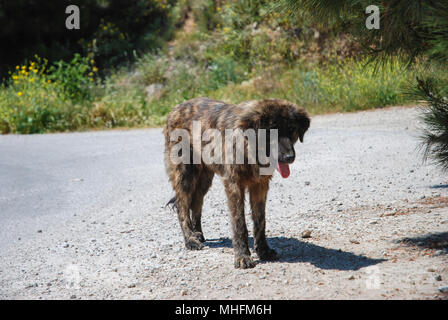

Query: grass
left=0, top=50, right=432, bottom=134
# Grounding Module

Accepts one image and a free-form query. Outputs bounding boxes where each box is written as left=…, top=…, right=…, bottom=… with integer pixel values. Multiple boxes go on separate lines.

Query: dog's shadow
left=206, top=236, right=386, bottom=271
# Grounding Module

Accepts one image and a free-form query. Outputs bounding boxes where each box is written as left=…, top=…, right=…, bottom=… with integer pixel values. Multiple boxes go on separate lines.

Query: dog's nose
left=284, top=154, right=295, bottom=163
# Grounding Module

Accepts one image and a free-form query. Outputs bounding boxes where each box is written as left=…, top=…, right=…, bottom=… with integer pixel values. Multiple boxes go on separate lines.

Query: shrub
left=414, top=77, right=448, bottom=171
left=48, top=54, right=95, bottom=102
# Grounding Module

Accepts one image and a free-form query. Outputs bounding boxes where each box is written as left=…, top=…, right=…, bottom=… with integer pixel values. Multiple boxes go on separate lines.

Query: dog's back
left=164, top=97, right=235, bottom=134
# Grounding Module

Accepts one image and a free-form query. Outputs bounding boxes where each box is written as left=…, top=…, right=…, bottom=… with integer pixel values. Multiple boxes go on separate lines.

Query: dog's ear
left=294, top=111, right=310, bottom=143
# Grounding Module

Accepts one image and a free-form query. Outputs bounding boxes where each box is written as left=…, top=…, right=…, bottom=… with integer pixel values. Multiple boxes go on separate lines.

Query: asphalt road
left=1, top=106, right=447, bottom=299
left=0, top=107, right=444, bottom=254
left=0, top=129, right=165, bottom=253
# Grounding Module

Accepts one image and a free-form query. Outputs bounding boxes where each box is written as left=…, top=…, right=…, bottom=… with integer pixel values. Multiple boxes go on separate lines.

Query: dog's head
left=237, top=99, right=310, bottom=178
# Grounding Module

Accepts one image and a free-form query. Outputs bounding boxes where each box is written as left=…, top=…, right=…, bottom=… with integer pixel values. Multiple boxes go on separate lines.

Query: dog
left=164, top=97, right=310, bottom=268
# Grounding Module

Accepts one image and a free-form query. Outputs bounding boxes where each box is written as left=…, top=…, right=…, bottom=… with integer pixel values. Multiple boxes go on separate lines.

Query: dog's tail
left=165, top=196, right=177, bottom=212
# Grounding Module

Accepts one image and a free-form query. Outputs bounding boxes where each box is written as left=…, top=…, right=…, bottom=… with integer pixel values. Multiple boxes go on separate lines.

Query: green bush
left=48, top=54, right=95, bottom=102
left=209, top=56, right=247, bottom=89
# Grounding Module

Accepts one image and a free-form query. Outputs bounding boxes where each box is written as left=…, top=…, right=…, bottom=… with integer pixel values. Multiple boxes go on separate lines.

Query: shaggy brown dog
left=164, top=97, right=310, bottom=268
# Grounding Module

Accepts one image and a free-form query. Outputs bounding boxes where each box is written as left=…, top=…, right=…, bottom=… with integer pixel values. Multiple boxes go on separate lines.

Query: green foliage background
left=1, top=0, right=447, bottom=138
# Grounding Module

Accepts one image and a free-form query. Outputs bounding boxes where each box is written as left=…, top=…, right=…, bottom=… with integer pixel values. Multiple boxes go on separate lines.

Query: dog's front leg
left=249, top=182, right=279, bottom=261
left=224, top=180, right=255, bottom=269
left=176, top=193, right=204, bottom=250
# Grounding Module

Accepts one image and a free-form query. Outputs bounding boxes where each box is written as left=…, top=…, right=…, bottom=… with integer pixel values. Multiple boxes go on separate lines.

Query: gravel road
left=1, top=106, right=447, bottom=299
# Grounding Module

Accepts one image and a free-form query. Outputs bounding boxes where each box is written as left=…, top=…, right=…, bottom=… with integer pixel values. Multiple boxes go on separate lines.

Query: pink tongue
left=277, top=162, right=290, bottom=178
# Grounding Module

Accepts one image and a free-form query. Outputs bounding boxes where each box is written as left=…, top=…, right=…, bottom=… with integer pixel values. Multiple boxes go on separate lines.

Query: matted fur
left=164, top=97, right=310, bottom=268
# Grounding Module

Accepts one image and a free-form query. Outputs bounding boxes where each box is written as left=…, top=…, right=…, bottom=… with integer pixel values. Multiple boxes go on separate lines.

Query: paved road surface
left=1, top=106, right=447, bottom=299
left=0, top=129, right=165, bottom=253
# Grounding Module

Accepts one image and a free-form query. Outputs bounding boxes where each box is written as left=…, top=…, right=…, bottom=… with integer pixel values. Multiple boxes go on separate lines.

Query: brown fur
left=164, top=97, right=310, bottom=268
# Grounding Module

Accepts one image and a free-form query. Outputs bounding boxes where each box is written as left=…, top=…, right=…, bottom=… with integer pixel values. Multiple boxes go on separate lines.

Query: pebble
left=350, top=239, right=360, bottom=244
left=301, top=230, right=312, bottom=238
left=434, top=274, right=442, bottom=281
left=348, top=275, right=355, bottom=280
left=304, top=181, right=310, bottom=186
left=438, top=286, right=448, bottom=293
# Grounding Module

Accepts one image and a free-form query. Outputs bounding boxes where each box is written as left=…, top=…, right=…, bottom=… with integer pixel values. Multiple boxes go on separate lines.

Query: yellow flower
left=90, top=59, right=95, bottom=64
left=93, top=66, right=98, bottom=72
left=17, top=92, right=23, bottom=97
left=16, top=66, right=20, bottom=70
left=89, top=72, right=93, bottom=76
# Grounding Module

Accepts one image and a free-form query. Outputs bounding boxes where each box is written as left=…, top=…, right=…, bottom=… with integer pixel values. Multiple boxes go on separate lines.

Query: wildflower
left=93, top=66, right=98, bottom=73
left=17, top=92, right=23, bottom=97
left=89, top=72, right=94, bottom=76
left=16, top=66, right=19, bottom=70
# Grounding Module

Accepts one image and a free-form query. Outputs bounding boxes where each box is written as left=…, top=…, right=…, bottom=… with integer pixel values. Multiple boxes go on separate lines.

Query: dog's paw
left=234, top=255, right=255, bottom=269
left=257, top=248, right=279, bottom=261
left=185, top=237, right=204, bottom=250
left=193, top=232, right=205, bottom=243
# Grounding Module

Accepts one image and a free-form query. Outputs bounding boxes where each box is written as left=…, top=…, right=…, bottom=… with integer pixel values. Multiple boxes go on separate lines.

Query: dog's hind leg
left=190, top=169, right=214, bottom=243
left=224, top=180, right=255, bottom=269
left=249, top=182, right=278, bottom=261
